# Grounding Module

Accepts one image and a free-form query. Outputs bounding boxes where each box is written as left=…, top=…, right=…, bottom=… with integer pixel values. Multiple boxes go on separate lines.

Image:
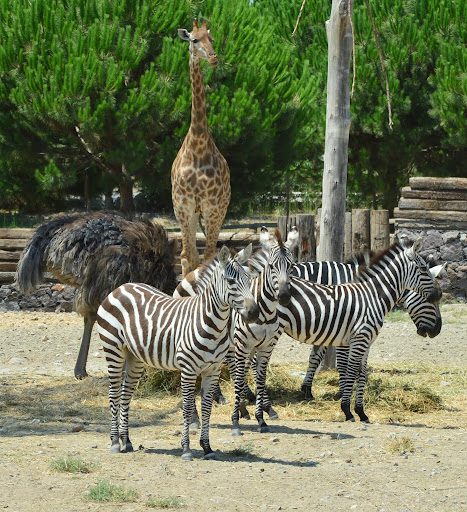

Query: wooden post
left=278, top=215, right=297, bottom=259
left=296, top=214, right=316, bottom=262
left=352, top=209, right=370, bottom=254
left=315, top=208, right=321, bottom=251
left=370, top=209, right=390, bottom=252
left=344, top=211, right=352, bottom=261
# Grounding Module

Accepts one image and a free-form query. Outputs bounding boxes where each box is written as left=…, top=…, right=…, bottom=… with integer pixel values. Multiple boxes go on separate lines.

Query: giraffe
left=172, top=18, right=231, bottom=277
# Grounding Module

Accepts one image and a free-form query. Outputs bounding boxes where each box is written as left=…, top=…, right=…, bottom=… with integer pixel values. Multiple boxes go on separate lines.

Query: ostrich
left=16, top=211, right=178, bottom=379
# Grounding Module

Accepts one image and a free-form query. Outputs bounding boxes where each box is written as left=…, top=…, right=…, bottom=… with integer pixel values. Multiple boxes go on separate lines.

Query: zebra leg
left=254, top=350, right=275, bottom=433
left=107, top=348, right=126, bottom=453
left=354, top=349, right=371, bottom=423
left=74, top=312, right=97, bottom=379
left=225, top=348, right=251, bottom=419
left=244, top=354, right=257, bottom=403
left=336, top=347, right=350, bottom=399
left=340, top=339, right=365, bottom=422
left=180, top=371, right=197, bottom=461
left=301, top=346, right=327, bottom=400
left=118, top=353, right=145, bottom=453
left=199, top=366, right=222, bottom=460
left=231, top=350, right=248, bottom=436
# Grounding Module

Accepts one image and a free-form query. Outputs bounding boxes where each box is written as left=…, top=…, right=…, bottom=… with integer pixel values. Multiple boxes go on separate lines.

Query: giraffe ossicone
left=172, top=18, right=231, bottom=277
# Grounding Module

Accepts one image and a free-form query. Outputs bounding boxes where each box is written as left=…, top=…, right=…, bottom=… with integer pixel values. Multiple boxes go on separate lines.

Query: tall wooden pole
left=317, top=0, right=353, bottom=369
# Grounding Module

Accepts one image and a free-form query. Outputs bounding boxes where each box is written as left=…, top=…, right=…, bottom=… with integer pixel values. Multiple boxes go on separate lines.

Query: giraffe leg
left=174, top=201, right=200, bottom=276
left=202, top=204, right=227, bottom=263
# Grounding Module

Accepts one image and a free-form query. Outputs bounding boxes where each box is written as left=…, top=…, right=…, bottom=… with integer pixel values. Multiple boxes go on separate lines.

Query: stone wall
left=0, top=283, right=76, bottom=313
left=395, top=228, right=467, bottom=303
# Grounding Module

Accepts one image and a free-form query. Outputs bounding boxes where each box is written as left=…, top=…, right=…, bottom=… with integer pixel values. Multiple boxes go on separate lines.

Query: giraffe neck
left=189, top=53, right=209, bottom=137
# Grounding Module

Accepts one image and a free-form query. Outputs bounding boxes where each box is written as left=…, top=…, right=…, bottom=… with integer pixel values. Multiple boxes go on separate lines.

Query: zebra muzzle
left=241, top=299, right=260, bottom=324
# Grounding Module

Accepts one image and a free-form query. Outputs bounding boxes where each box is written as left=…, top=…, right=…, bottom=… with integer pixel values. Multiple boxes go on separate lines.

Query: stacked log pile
left=395, top=177, right=467, bottom=302
left=394, top=177, right=467, bottom=230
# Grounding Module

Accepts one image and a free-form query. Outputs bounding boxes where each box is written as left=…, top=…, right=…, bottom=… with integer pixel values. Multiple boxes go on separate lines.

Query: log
left=401, top=187, right=467, bottom=201
left=409, top=177, right=467, bottom=191
left=370, top=210, right=390, bottom=252
left=0, top=271, right=16, bottom=282
left=0, top=228, right=35, bottom=239
left=351, top=209, right=370, bottom=254
left=394, top=219, right=467, bottom=231
left=0, top=239, right=28, bottom=250
left=398, top=198, right=467, bottom=212
left=0, top=250, right=23, bottom=261
left=296, top=214, right=315, bottom=262
left=393, top=208, right=467, bottom=223
left=0, top=262, right=17, bottom=272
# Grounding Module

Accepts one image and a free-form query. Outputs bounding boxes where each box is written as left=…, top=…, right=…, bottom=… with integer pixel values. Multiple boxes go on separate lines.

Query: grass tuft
left=146, top=496, right=184, bottom=508
left=227, top=442, right=256, bottom=458
left=385, top=436, right=415, bottom=454
left=50, top=454, right=95, bottom=474
left=86, top=480, right=138, bottom=502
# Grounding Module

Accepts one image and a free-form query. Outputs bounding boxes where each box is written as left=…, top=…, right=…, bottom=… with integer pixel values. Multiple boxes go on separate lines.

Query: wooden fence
left=278, top=209, right=390, bottom=262
left=0, top=211, right=389, bottom=284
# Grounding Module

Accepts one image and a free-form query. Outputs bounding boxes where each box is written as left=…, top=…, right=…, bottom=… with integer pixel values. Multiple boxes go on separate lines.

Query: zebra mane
left=354, top=243, right=403, bottom=282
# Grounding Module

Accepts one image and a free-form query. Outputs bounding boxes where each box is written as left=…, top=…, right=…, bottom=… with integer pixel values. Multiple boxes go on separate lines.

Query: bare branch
left=73, top=126, right=115, bottom=176
left=292, top=0, right=307, bottom=37
left=363, top=0, right=394, bottom=129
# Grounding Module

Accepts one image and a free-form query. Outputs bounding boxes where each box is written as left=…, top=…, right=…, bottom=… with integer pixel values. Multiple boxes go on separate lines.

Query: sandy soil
left=1, top=306, right=466, bottom=512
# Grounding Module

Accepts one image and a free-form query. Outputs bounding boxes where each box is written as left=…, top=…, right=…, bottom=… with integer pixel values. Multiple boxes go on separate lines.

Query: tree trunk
left=119, top=180, right=135, bottom=214
left=118, top=163, right=135, bottom=214
left=317, top=0, right=353, bottom=370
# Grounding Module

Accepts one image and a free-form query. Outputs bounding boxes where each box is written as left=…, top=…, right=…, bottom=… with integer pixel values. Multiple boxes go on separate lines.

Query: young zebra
left=96, top=245, right=259, bottom=461
left=291, top=259, right=443, bottom=400
left=279, top=238, right=442, bottom=423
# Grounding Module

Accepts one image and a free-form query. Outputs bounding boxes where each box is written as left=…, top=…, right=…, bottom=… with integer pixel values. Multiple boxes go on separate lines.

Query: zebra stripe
left=97, top=245, right=259, bottom=460
left=278, top=238, right=441, bottom=422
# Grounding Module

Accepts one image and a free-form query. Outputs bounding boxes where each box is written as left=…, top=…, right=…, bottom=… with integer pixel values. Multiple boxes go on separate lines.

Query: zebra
left=96, top=244, right=260, bottom=461
left=216, top=253, right=443, bottom=412
left=294, top=259, right=443, bottom=401
left=277, top=238, right=443, bottom=424
left=173, top=227, right=299, bottom=434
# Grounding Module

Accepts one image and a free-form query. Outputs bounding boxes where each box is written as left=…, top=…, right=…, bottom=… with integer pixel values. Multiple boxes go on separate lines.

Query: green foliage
left=0, top=0, right=465, bottom=214
left=50, top=454, right=95, bottom=474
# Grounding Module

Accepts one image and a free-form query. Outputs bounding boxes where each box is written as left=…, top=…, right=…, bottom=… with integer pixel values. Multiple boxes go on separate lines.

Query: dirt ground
left=1, top=305, right=466, bottom=512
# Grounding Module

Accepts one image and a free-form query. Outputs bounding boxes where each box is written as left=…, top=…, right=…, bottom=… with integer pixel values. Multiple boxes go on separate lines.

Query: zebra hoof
left=215, top=395, right=228, bottom=405
left=259, top=425, right=269, bottom=433
left=121, top=442, right=134, bottom=453
left=181, top=451, right=194, bottom=461
left=189, top=422, right=199, bottom=431
left=346, top=417, right=356, bottom=422
left=110, top=443, right=121, bottom=453
left=265, top=407, right=279, bottom=420
left=204, top=451, right=217, bottom=460
left=231, top=428, right=242, bottom=437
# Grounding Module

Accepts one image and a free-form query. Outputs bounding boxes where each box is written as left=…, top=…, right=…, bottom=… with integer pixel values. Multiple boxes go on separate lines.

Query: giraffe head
left=178, top=18, right=218, bottom=67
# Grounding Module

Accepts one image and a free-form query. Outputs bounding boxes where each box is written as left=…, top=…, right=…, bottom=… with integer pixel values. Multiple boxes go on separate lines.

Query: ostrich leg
left=74, top=312, right=97, bottom=379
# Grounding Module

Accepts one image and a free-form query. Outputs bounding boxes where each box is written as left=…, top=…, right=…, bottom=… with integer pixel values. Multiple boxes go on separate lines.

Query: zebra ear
left=430, top=262, right=446, bottom=278
left=406, top=237, right=423, bottom=260
left=285, top=226, right=299, bottom=250
left=236, top=243, right=252, bottom=264
left=218, top=245, right=230, bottom=265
